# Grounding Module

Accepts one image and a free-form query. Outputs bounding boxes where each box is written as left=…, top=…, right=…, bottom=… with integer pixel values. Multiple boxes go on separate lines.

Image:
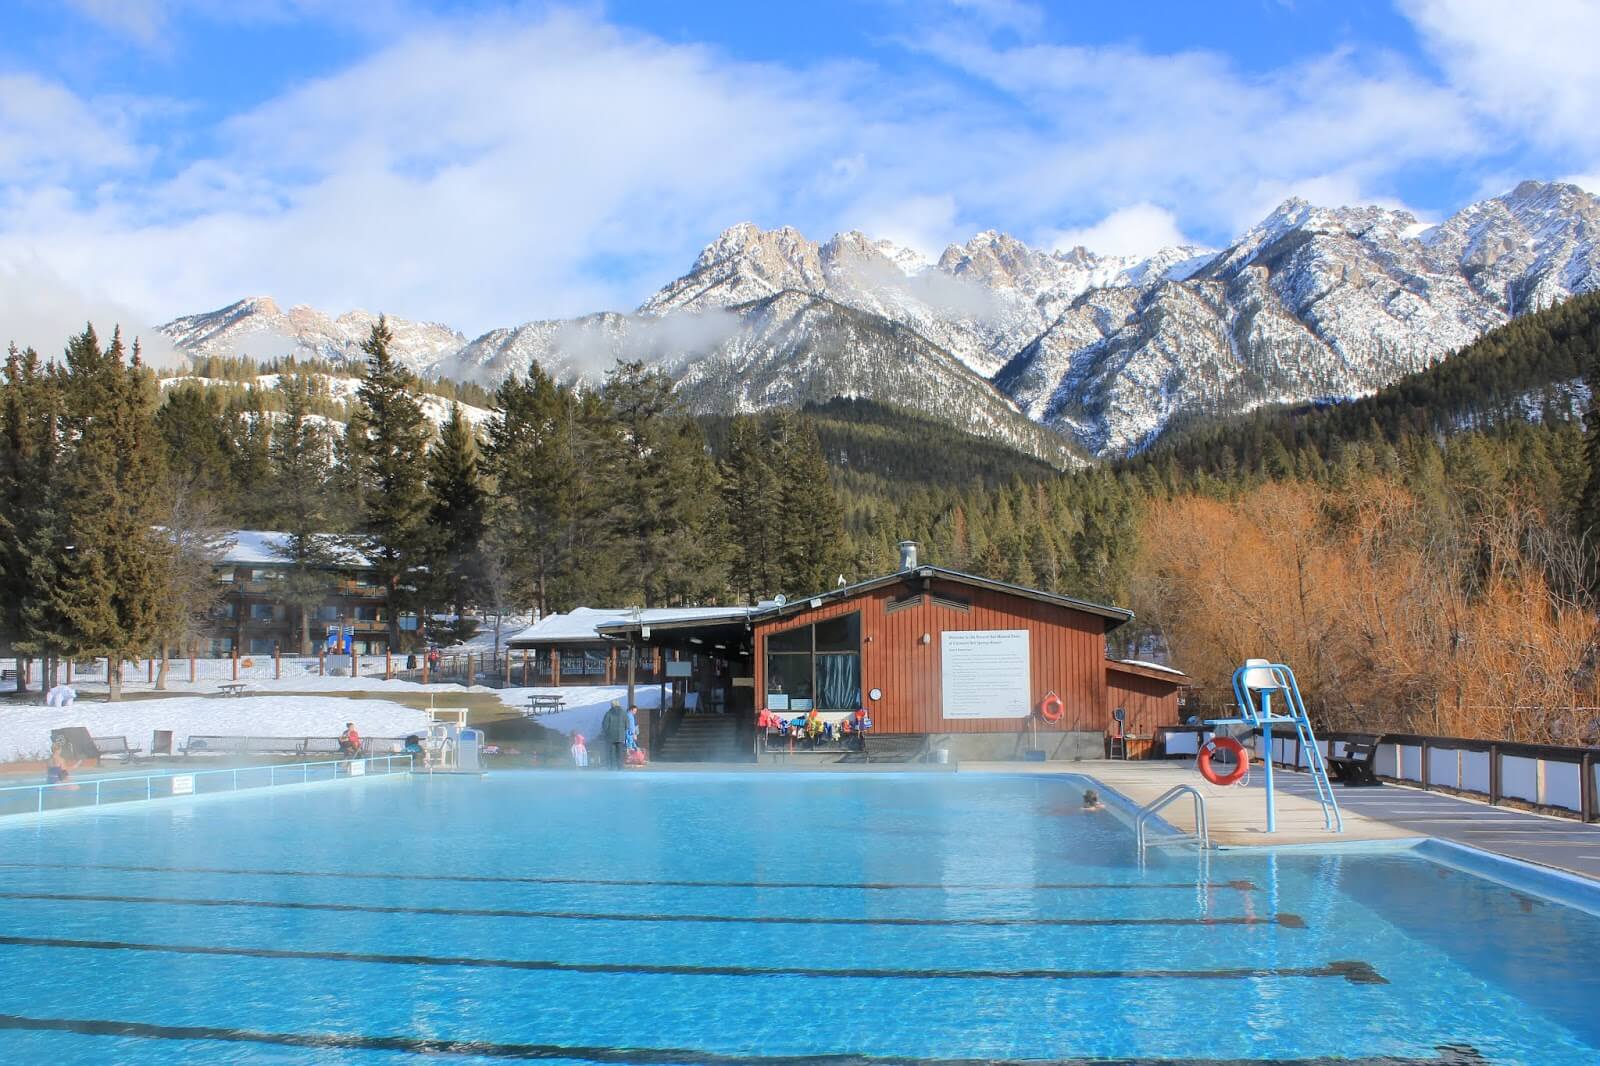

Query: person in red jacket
left=339, top=722, right=362, bottom=757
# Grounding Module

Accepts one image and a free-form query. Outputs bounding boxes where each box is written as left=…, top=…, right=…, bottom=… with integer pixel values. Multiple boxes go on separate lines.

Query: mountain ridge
left=157, top=180, right=1600, bottom=460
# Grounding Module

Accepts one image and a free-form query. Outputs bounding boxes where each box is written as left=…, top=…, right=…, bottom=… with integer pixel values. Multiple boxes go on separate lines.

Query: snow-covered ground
left=0, top=695, right=433, bottom=764
left=0, top=679, right=664, bottom=763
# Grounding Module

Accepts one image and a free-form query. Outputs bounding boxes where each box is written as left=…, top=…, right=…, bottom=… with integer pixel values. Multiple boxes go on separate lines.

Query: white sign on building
left=941, top=629, right=1032, bottom=719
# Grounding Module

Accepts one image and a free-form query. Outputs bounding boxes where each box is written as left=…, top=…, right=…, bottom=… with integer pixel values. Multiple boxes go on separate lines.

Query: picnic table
left=217, top=683, right=248, bottom=697
left=524, top=694, right=566, bottom=717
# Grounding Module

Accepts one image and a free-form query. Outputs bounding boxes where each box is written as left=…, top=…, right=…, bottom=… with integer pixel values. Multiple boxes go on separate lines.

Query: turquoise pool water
left=0, top=771, right=1596, bottom=1064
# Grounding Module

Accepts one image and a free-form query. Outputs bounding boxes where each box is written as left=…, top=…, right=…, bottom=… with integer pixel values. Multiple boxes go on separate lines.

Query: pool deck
left=969, top=758, right=1600, bottom=882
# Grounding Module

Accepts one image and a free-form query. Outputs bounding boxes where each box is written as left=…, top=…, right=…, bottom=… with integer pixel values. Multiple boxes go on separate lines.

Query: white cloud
left=1049, top=203, right=1190, bottom=258
left=0, top=2, right=1590, bottom=346
left=1401, top=0, right=1600, bottom=154
left=0, top=74, right=142, bottom=175
left=0, top=258, right=181, bottom=367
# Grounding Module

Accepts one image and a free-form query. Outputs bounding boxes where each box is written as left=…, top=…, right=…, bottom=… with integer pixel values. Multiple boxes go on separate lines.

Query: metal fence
left=1157, top=724, right=1599, bottom=823
left=0, top=755, right=412, bottom=818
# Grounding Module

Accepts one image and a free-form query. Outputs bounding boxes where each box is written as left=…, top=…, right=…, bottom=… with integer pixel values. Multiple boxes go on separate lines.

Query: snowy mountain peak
left=161, top=179, right=1600, bottom=464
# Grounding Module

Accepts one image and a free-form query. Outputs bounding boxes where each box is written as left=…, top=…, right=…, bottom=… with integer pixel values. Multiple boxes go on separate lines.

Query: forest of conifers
left=5, top=290, right=1600, bottom=739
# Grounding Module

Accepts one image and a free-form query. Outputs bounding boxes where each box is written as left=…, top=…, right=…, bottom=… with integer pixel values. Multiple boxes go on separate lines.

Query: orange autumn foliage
left=1134, top=478, right=1600, bottom=744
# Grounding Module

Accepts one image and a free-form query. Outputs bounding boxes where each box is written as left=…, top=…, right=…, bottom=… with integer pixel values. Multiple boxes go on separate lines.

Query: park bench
left=216, top=683, right=249, bottom=697
left=91, top=735, right=141, bottom=761
left=861, top=733, right=929, bottom=763
left=524, top=694, right=566, bottom=716
left=181, top=735, right=411, bottom=758
left=1328, top=735, right=1382, bottom=786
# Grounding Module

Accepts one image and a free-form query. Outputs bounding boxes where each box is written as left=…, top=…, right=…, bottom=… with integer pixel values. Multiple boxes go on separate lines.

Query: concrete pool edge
left=1410, top=837, right=1600, bottom=918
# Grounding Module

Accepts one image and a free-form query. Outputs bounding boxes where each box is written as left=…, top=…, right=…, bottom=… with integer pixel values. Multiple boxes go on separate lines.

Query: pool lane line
left=0, top=1015, right=1481, bottom=1064
left=0, top=933, right=1385, bottom=984
left=0, top=860, right=1257, bottom=893
left=0, top=890, right=1306, bottom=930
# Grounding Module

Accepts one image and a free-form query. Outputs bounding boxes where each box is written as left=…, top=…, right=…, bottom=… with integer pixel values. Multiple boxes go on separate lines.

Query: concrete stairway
left=653, top=714, right=748, bottom=763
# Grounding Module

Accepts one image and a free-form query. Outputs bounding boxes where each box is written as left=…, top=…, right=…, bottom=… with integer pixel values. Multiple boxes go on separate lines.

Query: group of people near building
left=571, top=701, right=641, bottom=769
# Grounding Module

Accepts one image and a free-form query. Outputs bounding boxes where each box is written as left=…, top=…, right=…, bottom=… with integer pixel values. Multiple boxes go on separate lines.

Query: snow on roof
left=220, top=530, right=372, bottom=569
left=1113, top=658, right=1186, bottom=676
left=509, top=606, right=753, bottom=645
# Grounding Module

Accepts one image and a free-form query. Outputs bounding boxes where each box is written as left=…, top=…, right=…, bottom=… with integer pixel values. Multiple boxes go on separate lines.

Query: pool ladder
left=1135, top=784, right=1210, bottom=853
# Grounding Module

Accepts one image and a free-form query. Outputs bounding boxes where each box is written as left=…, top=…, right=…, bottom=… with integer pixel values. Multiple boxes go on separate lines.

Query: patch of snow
left=0, top=695, right=432, bottom=764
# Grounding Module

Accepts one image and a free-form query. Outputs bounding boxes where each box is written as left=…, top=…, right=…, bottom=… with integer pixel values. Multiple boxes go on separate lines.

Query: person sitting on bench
left=338, top=723, right=362, bottom=757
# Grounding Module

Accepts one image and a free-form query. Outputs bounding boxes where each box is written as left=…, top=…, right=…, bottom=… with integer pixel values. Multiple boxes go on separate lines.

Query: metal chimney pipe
left=897, top=540, right=918, bottom=571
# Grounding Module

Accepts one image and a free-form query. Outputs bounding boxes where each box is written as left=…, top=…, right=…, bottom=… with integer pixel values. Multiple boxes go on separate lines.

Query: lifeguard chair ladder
left=1209, top=659, right=1342, bottom=834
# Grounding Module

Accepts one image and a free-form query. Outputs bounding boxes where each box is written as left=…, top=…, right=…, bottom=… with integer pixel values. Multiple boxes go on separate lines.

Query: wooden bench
left=91, top=735, right=141, bottom=761
left=862, top=733, right=929, bottom=763
left=1328, top=735, right=1382, bottom=786
left=524, top=694, right=566, bottom=716
left=181, top=735, right=409, bottom=758
left=216, top=683, right=248, bottom=697
left=1, top=669, right=15, bottom=682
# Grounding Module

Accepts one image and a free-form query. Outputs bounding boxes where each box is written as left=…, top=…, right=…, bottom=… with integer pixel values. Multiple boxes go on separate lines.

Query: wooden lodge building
left=510, top=542, right=1187, bottom=762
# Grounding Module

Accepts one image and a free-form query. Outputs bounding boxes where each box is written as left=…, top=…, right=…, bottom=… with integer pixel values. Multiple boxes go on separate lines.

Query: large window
left=765, top=612, right=861, bottom=711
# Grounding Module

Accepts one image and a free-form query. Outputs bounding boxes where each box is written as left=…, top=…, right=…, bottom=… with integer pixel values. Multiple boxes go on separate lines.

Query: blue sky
left=2, top=0, right=1598, bottom=351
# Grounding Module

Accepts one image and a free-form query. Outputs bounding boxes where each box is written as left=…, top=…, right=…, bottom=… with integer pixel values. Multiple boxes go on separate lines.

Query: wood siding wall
left=752, top=578, right=1111, bottom=734
left=1105, top=666, right=1183, bottom=759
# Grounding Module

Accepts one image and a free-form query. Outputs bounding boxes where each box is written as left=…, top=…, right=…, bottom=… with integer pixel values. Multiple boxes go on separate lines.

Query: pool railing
left=0, top=754, right=413, bottom=818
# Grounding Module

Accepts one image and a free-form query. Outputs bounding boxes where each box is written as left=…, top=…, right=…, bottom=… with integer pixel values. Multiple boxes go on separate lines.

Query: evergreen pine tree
left=350, top=319, right=433, bottom=650
left=37, top=327, right=172, bottom=700
left=773, top=414, right=846, bottom=595
left=722, top=414, right=783, bottom=602
left=426, top=403, right=487, bottom=641
left=270, top=371, right=341, bottom=654
left=0, top=345, right=62, bottom=691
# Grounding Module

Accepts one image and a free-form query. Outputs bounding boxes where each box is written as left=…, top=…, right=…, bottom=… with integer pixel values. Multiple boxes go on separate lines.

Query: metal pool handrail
left=0, top=754, right=413, bottom=817
left=1135, top=784, right=1209, bottom=853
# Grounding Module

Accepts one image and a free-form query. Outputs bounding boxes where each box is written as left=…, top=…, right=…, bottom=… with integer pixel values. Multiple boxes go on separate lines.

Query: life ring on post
left=1197, top=735, right=1250, bottom=786
left=1038, top=692, right=1064, bottom=723
left=240, top=657, right=254, bottom=670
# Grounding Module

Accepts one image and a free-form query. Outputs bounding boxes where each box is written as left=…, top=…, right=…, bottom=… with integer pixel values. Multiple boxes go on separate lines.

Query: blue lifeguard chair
left=1208, top=659, right=1342, bottom=834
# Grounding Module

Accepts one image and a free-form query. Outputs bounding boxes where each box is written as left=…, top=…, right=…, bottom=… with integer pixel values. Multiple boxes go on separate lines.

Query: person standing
left=601, top=701, right=625, bottom=770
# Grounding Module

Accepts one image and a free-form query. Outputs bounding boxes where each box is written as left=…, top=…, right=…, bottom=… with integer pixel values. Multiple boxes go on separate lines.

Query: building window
left=399, top=613, right=419, bottom=632
left=765, top=612, right=861, bottom=712
left=249, top=603, right=282, bottom=623
left=248, top=638, right=276, bottom=655
left=561, top=648, right=608, bottom=676
left=353, top=605, right=383, bottom=622
left=314, top=605, right=339, bottom=622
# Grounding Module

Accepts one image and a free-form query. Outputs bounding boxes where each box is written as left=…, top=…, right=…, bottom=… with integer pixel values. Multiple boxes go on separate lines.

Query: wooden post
left=386, top=649, right=393, bottom=680
left=551, top=649, right=560, bottom=686
left=1489, top=743, right=1501, bottom=806
left=421, top=655, right=429, bottom=684
left=503, top=650, right=511, bottom=686
left=232, top=648, right=239, bottom=681
left=189, top=646, right=196, bottom=684
left=608, top=646, right=617, bottom=685
left=351, top=648, right=358, bottom=677
left=1581, top=751, right=1595, bottom=823
left=521, top=649, right=529, bottom=686
left=319, top=650, right=326, bottom=677
left=66, top=660, right=73, bottom=684
left=147, top=658, right=154, bottom=684
left=275, top=644, right=282, bottom=680
left=106, top=658, right=112, bottom=685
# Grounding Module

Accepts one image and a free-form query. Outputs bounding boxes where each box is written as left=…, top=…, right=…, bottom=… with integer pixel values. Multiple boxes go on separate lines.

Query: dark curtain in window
left=817, top=653, right=860, bottom=710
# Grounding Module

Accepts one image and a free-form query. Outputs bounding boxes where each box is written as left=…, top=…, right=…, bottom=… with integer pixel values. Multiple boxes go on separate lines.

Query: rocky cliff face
left=161, top=297, right=465, bottom=376
left=160, top=180, right=1600, bottom=460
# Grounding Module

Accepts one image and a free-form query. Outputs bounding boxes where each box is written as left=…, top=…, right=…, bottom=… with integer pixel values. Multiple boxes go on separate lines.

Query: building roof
left=745, top=565, right=1133, bottom=630
left=219, top=530, right=372, bottom=569
left=564, top=565, right=1132, bottom=645
left=1107, top=658, right=1191, bottom=684
left=508, top=606, right=759, bottom=646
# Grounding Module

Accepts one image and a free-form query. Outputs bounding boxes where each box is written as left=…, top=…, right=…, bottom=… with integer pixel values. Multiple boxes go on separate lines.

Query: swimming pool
left=0, top=771, right=1595, bottom=1064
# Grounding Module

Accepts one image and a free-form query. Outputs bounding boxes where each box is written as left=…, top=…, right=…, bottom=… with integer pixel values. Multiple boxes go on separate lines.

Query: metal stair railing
left=1135, top=784, right=1209, bottom=853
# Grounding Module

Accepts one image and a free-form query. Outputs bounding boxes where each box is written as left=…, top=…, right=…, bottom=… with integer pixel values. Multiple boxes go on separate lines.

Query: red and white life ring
left=1197, top=735, right=1250, bottom=786
left=1038, top=692, right=1064, bottom=722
